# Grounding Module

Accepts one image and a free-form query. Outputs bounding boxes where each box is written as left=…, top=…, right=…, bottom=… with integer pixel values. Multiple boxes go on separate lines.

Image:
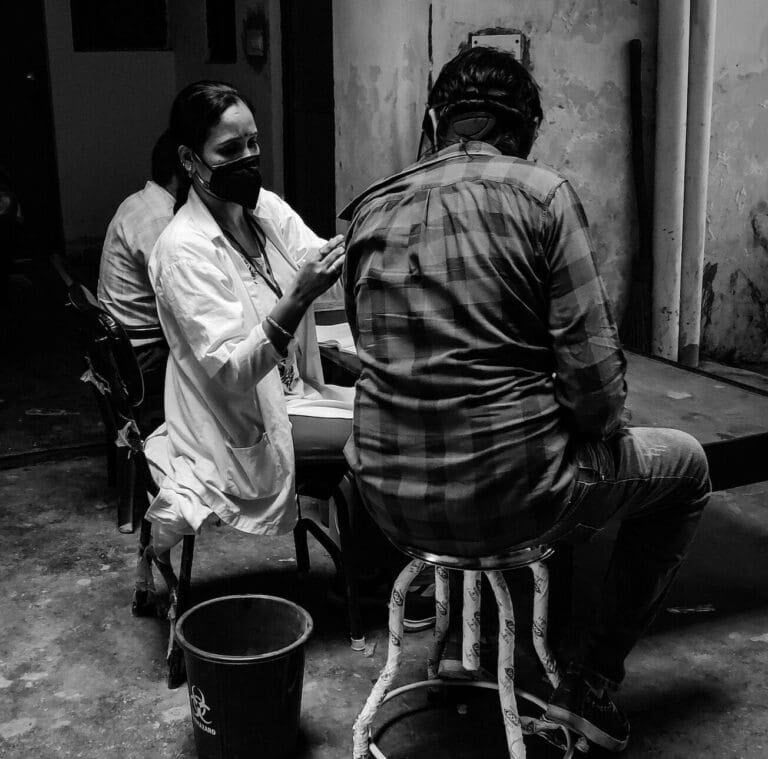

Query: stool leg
left=529, top=561, right=561, bottom=689
left=462, top=571, right=482, bottom=672
left=352, top=559, right=426, bottom=759
left=485, top=570, right=526, bottom=759
left=427, top=566, right=451, bottom=679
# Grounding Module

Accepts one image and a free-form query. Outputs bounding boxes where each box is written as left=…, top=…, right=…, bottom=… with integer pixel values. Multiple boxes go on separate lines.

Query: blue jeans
left=556, top=426, right=711, bottom=691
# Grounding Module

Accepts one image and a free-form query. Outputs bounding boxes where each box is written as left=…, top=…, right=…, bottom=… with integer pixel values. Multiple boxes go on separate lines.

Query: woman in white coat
left=143, top=80, right=352, bottom=556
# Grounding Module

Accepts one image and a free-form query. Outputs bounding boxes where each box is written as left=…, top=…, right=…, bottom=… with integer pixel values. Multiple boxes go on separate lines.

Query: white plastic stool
left=352, top=545, right=588, bottom=759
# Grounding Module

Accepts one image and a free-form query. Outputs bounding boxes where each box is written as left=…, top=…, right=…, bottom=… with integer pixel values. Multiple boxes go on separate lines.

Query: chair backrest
left=66, top=281, right=145, bottom=412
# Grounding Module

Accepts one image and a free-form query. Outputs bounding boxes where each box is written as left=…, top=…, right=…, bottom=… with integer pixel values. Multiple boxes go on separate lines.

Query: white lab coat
left=144, top=187, right=348, bottom=545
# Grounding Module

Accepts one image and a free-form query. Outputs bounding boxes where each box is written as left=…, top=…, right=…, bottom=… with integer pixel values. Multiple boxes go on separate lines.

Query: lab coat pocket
left=224, top=433, right=284, bottom=500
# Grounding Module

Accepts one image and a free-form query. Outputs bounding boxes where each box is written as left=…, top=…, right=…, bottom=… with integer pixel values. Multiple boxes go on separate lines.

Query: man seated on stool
left=341, top=46, right=710, bottom=753
left=98, top=130, right=184, bottom=395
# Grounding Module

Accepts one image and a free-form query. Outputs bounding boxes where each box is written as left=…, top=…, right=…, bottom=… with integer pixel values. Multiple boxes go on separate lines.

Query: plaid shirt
left=342, top=142, right=626, bottom=558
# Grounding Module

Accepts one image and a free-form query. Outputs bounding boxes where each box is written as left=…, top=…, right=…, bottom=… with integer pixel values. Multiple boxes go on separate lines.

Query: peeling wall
left=701, top=0, right=768, bottom=363
left=332, top=1, right=430, bottom=223
left=333, top=0, right=658, bottom=311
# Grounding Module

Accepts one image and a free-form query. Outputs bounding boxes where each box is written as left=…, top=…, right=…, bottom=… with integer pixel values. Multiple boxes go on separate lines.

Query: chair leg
left=301, top=517, right=344, bottom=575
left=106, top=439, right=117, bottom=488
left=116, top=448, right=135, bottom=533
left=332, top=480, right=365, bottom=650
left=529, top=561, right=561, bottom=689
left=132, top=518, right=158, bottom=617
left=93, top=388, right=117, bottom=488
left=352, top=559, right=426, bottom=759
left=293, top=518, right=311, bottom=574
left=485, top=570, right=526, bottom=759
left=427, top=566, right=451, bottom=679
left=167, top=535, right=195, bottom=689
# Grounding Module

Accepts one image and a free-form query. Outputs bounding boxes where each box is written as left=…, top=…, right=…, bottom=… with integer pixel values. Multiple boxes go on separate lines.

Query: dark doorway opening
left=281, top=0, right=336, bottom=238
left=0, top=1, right=63, bottom=258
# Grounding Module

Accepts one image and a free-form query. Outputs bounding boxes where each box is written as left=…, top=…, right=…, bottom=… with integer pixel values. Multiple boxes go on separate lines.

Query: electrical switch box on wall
left=470, top=32, right=526, bottom=62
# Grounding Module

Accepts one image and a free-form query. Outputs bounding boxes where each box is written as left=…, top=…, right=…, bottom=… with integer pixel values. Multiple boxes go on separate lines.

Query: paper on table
left=315, top=322, right=357, bottom=354
left=285, top=398, right=353, bottom=419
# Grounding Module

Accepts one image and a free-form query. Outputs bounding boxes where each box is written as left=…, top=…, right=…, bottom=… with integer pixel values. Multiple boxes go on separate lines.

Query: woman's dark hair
left=169, top=80, right=255, bottom=154
left=426, top=46, right=543, bottom=157
left=168, top=80, right=256, bottom=211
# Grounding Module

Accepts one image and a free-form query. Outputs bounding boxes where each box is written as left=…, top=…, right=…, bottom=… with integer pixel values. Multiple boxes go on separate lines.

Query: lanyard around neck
left=223, top=221, right=283, bottom=299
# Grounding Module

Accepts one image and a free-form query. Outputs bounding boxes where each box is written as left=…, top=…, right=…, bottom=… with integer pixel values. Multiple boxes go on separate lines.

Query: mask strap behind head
left=423, top=98, right=533, bottom=152
left=419, top=106, right=441, bottom=157
left=446, top=110, right=498, bottom=141
left=190, top=152, right=214, bottom=192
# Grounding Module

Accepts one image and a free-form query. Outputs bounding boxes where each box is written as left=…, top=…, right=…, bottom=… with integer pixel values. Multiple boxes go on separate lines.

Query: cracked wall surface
left=333, top=0, right=658, bottom=315
left=333, top=0, right=768, bottom=362
left=703, top=0, right=768, bottom=363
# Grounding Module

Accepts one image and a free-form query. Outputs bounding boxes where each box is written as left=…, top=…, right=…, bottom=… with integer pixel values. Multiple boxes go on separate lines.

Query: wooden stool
left=352, top=545, right=587, bottom=759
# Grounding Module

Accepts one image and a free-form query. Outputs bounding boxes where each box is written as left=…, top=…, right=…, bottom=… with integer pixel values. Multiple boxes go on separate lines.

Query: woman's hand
left=289, top=235, right=346, bottom=307
left=263, top=235, right=346, bottom=354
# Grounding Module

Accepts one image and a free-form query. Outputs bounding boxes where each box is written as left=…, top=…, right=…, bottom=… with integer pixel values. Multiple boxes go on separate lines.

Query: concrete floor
left=2, top=456, right=768, bottom=758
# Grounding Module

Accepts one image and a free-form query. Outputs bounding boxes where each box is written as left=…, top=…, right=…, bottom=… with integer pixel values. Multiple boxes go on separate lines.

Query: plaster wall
left=700, top=0, right=768, bottom=363
left=44, top=0, right=283, bottom=248
left=44, top=0, right=177, bottom=245
left=332, top=0, right=658, bottom=310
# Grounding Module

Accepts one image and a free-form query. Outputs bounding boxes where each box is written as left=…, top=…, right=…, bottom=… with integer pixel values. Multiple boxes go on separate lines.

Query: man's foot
left=544, top=671, right=629, bottom=752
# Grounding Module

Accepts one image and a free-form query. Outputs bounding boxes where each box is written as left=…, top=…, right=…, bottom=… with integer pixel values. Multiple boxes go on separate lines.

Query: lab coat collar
left=186, top=186, right=227, bottom=243
left=186, top=187, right=300, bottom=273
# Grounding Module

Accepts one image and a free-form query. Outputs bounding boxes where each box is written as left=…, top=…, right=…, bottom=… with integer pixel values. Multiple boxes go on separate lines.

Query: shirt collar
left=338, top=141, right=502, bottom=222
left=145, top=179, right=176, bottom=204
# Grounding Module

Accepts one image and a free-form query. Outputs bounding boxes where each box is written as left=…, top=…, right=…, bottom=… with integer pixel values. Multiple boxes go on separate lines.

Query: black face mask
left=195, top=153, right=262, bottom=209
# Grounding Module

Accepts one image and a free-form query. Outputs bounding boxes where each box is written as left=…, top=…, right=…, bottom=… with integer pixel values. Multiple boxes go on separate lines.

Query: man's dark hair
left=151, top=129, right=183, bottom=187
left=426, top=46, right=543, bottom=158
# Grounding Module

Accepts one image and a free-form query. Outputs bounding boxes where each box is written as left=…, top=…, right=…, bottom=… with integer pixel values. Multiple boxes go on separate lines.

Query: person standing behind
left=97, top=130, right=183, bottom=380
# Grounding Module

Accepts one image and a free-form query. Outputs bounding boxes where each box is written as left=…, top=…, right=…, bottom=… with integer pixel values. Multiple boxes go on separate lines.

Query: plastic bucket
left=175, top=594, right=314, bottom=759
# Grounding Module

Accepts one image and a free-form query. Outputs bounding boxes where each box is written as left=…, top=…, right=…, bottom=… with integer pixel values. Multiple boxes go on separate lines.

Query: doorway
left=0, top=1, right=63, bottom=256
left=280, top=0, right=336, bottom=238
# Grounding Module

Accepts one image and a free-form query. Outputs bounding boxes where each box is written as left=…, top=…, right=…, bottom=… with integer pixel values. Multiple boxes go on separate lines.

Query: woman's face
left=199, top=100, right=260, bottom=169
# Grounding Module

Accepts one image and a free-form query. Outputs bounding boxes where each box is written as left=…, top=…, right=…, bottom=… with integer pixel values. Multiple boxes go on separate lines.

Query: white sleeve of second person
left=155, top=252, right=289, bottom=389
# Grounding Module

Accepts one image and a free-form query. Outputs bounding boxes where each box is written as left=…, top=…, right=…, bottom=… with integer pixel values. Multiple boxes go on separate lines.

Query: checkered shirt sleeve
left=543, top=180, right=627, bottom=439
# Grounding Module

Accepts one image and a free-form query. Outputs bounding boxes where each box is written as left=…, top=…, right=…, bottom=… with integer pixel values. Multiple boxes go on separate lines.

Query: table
left=320, top=346, right=768, bottom=492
